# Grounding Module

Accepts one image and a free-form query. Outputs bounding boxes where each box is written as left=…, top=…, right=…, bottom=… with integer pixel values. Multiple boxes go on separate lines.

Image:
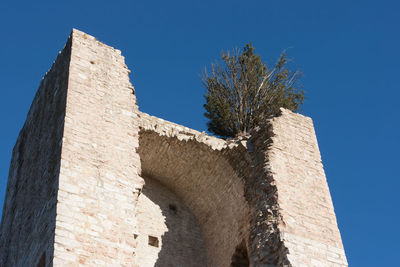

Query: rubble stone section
left=53, top=29, right=143, bottom=266
left=0, top=36, right=71, bottom=266
left=0, top=29, right=347, bottom=267
left=267, top=109, right=348, bottom=266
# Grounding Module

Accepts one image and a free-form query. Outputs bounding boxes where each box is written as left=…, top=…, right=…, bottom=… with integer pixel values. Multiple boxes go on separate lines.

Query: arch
left=137, top=115, right=251, bottom=267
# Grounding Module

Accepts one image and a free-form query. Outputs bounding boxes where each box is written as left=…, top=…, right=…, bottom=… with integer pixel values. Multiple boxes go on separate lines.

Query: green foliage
left=202, top=43, right=304, bottom=139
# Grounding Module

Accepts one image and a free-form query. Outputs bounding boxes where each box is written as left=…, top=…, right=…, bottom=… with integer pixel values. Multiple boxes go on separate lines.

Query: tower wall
left=0, top=29, right=347, bottom=267
left=53, top=29, right=143, bottom=266
left=265, top=109, right=347, bottom=266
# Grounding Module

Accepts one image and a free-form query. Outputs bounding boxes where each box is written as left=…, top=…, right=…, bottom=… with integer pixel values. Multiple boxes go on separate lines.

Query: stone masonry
left=0, top=29, right=347, bottom=266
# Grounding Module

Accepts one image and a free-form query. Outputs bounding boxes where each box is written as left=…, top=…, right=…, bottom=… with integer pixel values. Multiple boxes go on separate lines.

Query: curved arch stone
left=138, top=112, right=251, bottom=267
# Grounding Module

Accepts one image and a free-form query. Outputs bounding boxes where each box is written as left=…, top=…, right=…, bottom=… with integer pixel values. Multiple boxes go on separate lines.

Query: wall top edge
left=69, top=28, right=123, bottom=57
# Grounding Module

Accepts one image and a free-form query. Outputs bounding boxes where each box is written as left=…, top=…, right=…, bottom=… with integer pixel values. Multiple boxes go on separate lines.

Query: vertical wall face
left=266, top=109, right=347, bottom=266
left=0, top=38, right=71, bottom=266
left=135, top=176, right=207, bottom=267
left=53, top=29, right=143, bottom=266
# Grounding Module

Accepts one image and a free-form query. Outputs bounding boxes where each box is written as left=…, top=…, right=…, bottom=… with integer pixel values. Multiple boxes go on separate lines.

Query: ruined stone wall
left=0, top=37, right=71, bottom=266
left=53, top=29, right=143, bottom=266
left=0, top=29, right=347, bottom=267
left=139, top=112, right=251, bottom=267
left=264, top=109, right=348, bottom=266
left=139, top=110, right=348, bottom=267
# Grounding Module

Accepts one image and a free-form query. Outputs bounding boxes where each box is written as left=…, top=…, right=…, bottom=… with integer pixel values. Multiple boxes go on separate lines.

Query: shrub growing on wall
left=202, top=43, right=304, bottom=139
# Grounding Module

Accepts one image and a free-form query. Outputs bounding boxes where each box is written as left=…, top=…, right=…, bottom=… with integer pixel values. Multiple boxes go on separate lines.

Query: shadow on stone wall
left=136, top=176, right=207, bottom=267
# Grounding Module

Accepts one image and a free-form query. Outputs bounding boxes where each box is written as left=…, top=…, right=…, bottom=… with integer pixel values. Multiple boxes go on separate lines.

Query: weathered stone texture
left=135, top=176, right=207, bottom=266
left=138, top=109, right=347, bottom=267
left=53, top=29, right=143, bottom=266
left=0, top=36, right=71, bottom=266
left=0, top=30, right=347, bottom=267
left=138, top=113, right=251, bottom=267
left=265, top=109, right=348, bottom=266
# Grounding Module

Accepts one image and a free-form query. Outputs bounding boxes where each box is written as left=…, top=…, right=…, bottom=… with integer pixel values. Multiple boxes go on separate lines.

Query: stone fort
left=0, top=29, right=347, bottom=267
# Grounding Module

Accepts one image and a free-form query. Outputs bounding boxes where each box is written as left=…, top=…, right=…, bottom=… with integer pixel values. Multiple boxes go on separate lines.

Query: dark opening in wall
left=148, top=236, right=159, bottom=247
left=37, top=252, right=46, bottom=267
left=169, top=204, right=177, bottom=214
left=231, top=240, right=249, bottom=267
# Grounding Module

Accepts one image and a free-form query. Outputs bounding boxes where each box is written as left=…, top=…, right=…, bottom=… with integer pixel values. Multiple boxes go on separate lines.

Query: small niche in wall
left=148, top=236, right=159, bottom=247
left=37, top=252, right=46, bottom=267
left=231, top=240, right=249, bottom=267
left=169, top=204, right=177, bottom=214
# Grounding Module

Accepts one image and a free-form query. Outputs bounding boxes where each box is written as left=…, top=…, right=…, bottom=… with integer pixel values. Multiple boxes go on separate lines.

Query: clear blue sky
left=0, top=1, right=399, bottom=266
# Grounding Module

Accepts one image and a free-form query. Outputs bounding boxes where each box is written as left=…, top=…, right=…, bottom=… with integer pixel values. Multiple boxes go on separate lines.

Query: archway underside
left=137, top=129, right=251, bottom=267
left=135, top=176, right=207, bottom=267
